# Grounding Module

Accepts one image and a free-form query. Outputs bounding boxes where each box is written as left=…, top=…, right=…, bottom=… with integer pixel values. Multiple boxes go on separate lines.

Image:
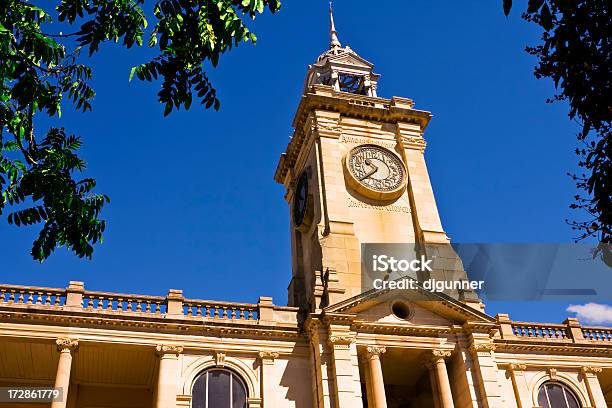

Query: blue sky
left=1, top=1, right=608, bottom=324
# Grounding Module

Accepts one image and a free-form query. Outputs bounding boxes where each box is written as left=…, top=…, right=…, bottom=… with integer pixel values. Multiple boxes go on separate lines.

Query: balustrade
left=183, top=299, right=258, bottom=321
left=0, top=285, right=65, bottom=308
left=511, top=323, right=569, bottom=340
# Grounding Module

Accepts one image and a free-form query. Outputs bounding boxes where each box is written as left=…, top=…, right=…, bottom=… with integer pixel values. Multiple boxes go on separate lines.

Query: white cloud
left=566, top=303, right=612, bottom=326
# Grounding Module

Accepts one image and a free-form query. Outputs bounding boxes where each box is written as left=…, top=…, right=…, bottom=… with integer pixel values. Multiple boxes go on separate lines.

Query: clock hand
left=359, top=159, right=378, bottom=181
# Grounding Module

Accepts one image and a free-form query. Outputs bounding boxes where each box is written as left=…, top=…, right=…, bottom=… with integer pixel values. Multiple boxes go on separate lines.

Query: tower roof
left=329, top=1, right=341, bottom=49
left=304, top=2, right=381, bottom=97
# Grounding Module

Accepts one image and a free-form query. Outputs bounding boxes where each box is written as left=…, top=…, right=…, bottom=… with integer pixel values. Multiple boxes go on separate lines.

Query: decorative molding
left=494, top=341, right=612, bottom=356
left=401, top=136, right=427, bottom=152
left=0, top=308, right=302, bottom=340
left=56, top=338, right=79, bottom=352
left=215, top=351, right=226, bottom=367
left=156, top=344, right=183, bottom=357
left=547, top=368, right=557, bottom=380
left=304, top=319, right=321, bottom=340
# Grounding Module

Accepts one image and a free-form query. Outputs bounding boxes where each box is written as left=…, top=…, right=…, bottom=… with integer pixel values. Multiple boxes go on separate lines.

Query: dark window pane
left=564, top=387, right=580, bottom=408
left=232, top=375, right=247, bottom=408
left=338, top=74, right=366, bottom=95
left=538, top=386, right=551, bottom=408
left=192, top=373, right=207, bottom=408
left=208, top=370, right=230, bottom=408
left=547, top=384, right=568, bottom=407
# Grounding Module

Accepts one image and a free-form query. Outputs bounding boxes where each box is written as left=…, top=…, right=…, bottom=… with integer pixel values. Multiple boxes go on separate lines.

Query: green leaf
left=503, top=0, right=512, bottom=16
left=164, top=102, right=172, bottom=116
left=540, top=3, right=553, bottom=30
left=527, top=0, right=545, bottom=13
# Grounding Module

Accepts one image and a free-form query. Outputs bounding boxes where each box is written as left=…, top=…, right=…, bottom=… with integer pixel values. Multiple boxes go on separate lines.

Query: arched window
left=192, top=368, right=247, bottom=408
left=537, top=382, right=581, bottom=408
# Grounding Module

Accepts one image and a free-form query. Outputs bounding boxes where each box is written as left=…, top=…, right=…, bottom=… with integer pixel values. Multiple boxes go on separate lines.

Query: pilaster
left=327, top=333, right=362, bottom=408
left=468, top=339, right=504, bottom=408
left=155, top=345, right=183, bottom=408
left=581, top=366, right=606, bottom=408
left=305, top=319, right=333, bottom=408
left=506, top=363, right=530, bottom=408
left=258, top=351, right=279, bottom=408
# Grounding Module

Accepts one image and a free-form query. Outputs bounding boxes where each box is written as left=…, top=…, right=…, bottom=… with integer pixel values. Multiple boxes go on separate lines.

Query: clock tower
left=274, top=5, right=479, bottom=312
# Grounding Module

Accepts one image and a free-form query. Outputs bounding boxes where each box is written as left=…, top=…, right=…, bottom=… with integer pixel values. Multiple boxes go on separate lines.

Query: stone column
left=424, top=358, right=441, bottom=408
left=359, top=355, right=374, bottom=408
left=365, top=346, right=387, bottom=408
left=430, top=350, right=454, bottom=408
left=52, top=338, right=79, bottom=408
left=155, top=345, right=183, bottom=408
left=506, top=364, right=530, bottom=408
left=581, top=367, right=606, bottom=408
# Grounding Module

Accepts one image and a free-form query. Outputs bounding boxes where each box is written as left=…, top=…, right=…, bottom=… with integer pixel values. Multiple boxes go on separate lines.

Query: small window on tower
left=338, top=73, right=367, bottom=95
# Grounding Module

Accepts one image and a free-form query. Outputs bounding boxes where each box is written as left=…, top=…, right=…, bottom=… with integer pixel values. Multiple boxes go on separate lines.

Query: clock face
left=293, top=172, right=309, bottom=227
left=345, top=144, right=407, bottom=199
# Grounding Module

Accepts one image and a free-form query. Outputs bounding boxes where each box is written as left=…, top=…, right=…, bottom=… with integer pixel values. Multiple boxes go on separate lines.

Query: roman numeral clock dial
left=344, top=144, right=408, bottom=201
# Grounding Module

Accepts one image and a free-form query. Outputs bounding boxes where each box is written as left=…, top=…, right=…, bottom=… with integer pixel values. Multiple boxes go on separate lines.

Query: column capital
left=469, top=342, right=496, bottom=355
left=581, top=366, right=603, bottom=375
left=366, top=346, right=386, bottom=359
left=507, top=363, right=527, bottom=373
left=258, top=351, right=279, bottom=365
left=156, top=344, right=183, bottom=357
left=328, top=335, right=356, bottom=350
left=56, top=338, right=79, bottom=353
left=430, top=349, right=452, bottom=363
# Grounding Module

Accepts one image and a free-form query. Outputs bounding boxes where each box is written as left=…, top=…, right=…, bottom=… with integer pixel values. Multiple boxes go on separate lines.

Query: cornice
left=292, top=89, right=431, bottom=130
left=494, top=339, right=612, bottom=356
left=0, top=309, right=301, bottom=340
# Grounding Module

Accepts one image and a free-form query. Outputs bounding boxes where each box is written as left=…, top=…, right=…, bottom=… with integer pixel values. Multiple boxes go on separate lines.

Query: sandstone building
left=0, top=7, right=611, bottom=408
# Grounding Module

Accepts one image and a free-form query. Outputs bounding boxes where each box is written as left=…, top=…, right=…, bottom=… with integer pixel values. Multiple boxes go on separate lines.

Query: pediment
left=324, top=286, right=494, bottom=326
left=327, top=52, right=373, bottom=68
left=356, top=300, right=460, bottom=327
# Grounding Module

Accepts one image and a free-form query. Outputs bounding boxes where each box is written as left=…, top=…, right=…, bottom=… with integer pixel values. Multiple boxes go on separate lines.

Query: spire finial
left=329, top=1, right=341, bottom=48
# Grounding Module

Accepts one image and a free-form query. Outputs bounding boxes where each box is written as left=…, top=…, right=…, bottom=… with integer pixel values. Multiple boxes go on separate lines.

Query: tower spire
left=329, top=1, right=341, bottom=49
